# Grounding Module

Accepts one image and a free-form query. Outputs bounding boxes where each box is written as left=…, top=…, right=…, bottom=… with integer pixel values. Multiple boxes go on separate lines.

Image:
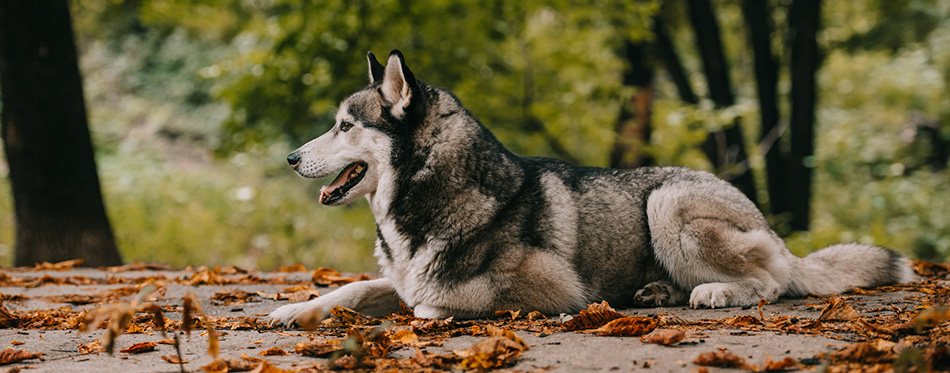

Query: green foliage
left=2, top=0, right=949, bottom=269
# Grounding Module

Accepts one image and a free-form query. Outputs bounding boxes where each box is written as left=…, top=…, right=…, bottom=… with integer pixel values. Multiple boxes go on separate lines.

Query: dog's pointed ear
left=367, top=51, right=384, bottom=84
left=380, top=50, right=416, bottom=119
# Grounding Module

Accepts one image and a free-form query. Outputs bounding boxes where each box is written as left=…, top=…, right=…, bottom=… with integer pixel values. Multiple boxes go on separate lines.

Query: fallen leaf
left=119, top=341, right=156, bottom=354
left=248, top=360, right=293, bottom=373
left=831, top=339, right=897, bottom=363
left=259, top=347, right=288, bottom=356
left=0, top=347, right=43, bottom=365
left=562, top=301, right=625, bottom=330
left=758, top=299, right=770, bottom=320
left=33, top=259, right=83, bottom=271
left=286, top=290, right=321, bottom=303
left=640, top=329, right=685, bottom=345
left=818, top=298, right=859, bottom=321
left=0, top=305, right=19, bottom=328
left=726, top=315, right=763, bottom=326
left=295, top=340, right=343, bottom=357
left=8, top=341, right=23, bottom=346
left=582, top=316, right=657, bottom=336
left=161, top=355, right=187, bottom=364
left=211, top=289, right=260, bottom=305
left=78, top=340, right=103, bottom=354
left=276, top=263, right=308, bottom=272
left=763, top=356, right=801, bottom=371
left=454, top=329, right=528, bottom=370
left=200, top=358, right=258, bottom=372
left=693, top=349, right=756, bottom=370
left=156, top=338, right=175, bottom=345
left=494, top=309, right=521, bottom=320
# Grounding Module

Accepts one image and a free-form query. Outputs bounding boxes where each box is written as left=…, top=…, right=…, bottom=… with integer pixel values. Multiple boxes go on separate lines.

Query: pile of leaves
left=0, top=259, right=949, bottom=371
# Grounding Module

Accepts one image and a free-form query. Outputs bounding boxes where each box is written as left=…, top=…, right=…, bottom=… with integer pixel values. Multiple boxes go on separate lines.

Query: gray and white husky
left=268, top=50, right=915, bottom=326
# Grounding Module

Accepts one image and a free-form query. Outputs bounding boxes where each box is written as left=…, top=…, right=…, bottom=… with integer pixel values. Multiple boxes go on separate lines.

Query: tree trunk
left=742, top=0, right=786, bottom=221
left=787, top=0, right=822, bottom=231
left=685, top=0, right=758, bottom=205
left=0, top=0, right=123, bottom=266
left=652, top=18, right=698, bottom=105
left=610, top=40, right=654, bottom=169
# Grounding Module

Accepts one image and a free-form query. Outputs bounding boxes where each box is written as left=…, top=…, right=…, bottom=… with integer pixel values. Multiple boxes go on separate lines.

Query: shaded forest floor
left=0, top=260, right=948, bottom=372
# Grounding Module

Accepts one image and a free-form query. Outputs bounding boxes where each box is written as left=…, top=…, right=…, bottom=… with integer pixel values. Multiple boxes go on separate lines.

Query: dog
left=268, top=50, right=915, bottom=326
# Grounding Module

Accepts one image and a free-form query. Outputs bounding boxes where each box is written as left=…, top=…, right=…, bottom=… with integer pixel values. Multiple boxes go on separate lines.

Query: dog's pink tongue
left=320, top=163, right=359, bottom=199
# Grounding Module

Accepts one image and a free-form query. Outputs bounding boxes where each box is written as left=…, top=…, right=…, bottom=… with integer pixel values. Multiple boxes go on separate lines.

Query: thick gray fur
left=268, top=50, right=916, bottom=326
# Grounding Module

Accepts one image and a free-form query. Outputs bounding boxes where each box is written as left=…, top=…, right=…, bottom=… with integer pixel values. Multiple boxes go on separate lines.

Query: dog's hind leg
left=646, top=183, right=791, bottom=308
left=268, top=278, right=403, bottom=327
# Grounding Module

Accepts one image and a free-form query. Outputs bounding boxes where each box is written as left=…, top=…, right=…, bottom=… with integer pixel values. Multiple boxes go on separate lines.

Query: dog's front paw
left=267, top=300, right=325, bottom=327
left=633, top=281, right=686, bottom=307
left=689, top=283, right=732, bottom=309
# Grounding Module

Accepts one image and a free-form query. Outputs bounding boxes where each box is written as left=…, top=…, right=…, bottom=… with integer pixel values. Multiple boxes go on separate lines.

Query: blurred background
left=0, top=0, right=948, bottom=271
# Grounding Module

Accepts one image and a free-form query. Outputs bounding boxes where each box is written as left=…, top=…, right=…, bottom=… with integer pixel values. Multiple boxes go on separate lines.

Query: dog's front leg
left=267, top=278, right=402, bottom=327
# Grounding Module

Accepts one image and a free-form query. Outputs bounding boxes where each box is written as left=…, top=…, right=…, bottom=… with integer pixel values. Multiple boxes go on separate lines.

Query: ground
left=0, top=260, right=948, bottom=372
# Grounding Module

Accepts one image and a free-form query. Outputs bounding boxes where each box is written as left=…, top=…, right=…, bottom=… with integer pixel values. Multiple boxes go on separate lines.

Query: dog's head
left=287, top=50, right=419, bottom=206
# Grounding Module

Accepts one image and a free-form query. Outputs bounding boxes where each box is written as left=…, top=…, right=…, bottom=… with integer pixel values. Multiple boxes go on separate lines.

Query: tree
left=0, top=0, right=123, bottom=266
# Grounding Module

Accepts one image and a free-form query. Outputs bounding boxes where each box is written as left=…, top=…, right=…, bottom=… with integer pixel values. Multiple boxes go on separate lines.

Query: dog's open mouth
left=320, top=162, right=368, bottom=205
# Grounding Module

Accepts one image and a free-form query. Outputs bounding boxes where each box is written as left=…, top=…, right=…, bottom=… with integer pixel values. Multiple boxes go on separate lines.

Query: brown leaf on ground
left=295, top=340, right=343, bottom=357
left=763, top=356, right=802, bottom=371
left=241, top=353, right=263, bottom=362
left=0, top=305, right=19, bottom=328
left=831, top=339, right=897, bottom=363
left=912, top=259, right=950, bottom=277
left=9, top=341, right=23, bottom=346
left=581, top=316, right=657, bottom=336
left=201, top=358, right=258, bottom=372
left=248, top=361, right=292, bottom=373
left=101, top=261, right=173, bottom=273
left=161, top=355, right=187, bottom=364
left=758, top=299, right=770, bottom=320
left=914, top=306, right=950, bottom=331
left=454, top=328, right=528, bottom=370
left=275, top=263, right=308, bottom=272
left=494, top=309, right=521, bottom=320
left=726, top=315, right=763, bottom=326
left=640, top=329, right=685, bottom=345
left=329, top=305, right=374, bottom=326
left=312, top=268, right=366, bottom=286
left=819, top=298, right=859, bottom=321
left=78, top=340, right=104, bottom=355
left=46, top=294, right=100, bottom=305
left=562, top=301, right=625, bottom=330
left=280, top=284, right=315, bottom=292
left=259, top=347, right=288, bottom=356
left=184, top=268, right=229, bottom=286
left=211, top=289, right=260, bottom=305
left=526, top=311, right=546, bottom=321
left=0, top=347, right=43, bottom=365
left=390, top=329, right=420, bottom=346
left=693, top=349, right=756, bottom=370
left=119, top=341, right=156, bottom=354
left=33, top=259, right=83, bottom=271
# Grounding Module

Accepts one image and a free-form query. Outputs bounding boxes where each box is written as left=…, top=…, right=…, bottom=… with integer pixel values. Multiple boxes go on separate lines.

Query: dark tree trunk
left=652, top=18, right=698, bottom=105
left=610, top=40, right=654, bottom=169
left=787, top=0, right=822, bottom=231
left=685, top=0, right=758, bottom=205
left=742, top=0, right=786, bottom=220
left=0, top=0, right=123, bottom=266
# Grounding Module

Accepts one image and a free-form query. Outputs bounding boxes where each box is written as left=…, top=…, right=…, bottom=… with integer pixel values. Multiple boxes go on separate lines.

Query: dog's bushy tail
left=784, top=243, right=916, bottom=297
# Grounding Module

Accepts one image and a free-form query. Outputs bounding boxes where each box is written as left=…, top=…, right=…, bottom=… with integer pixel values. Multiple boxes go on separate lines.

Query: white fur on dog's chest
left=372, top=217, right=494, bottom=312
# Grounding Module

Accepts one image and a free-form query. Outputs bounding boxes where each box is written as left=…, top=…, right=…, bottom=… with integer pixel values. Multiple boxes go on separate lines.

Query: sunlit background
left=1, top=0, right=948, bottom=271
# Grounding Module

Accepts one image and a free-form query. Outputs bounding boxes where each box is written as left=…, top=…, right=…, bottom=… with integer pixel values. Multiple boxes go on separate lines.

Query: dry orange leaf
left=819, top=298, right=859, bottom=321
left=831, top=339, right=897, bottom=364
left=494, top=309, right=521, bottom=320
left=275, top=263, right=308, bottom=272
left=200, top=358, right=257, bottom=373
left=693, top=349, right=755, bottom=370
left=259, top=347, right=288, bottom=356
left=639, top=329, right=685, bottom=345
left=0, top=347, right=43, bottom=365
left=454, top=329, right=528, bottom=370
left=562, top=301, right=625, bottom=330
left=78, top=340, right=104, bottom=355
left=248, top=360, right=293, bottom=373
left=119, top=341, right=156, bottom=354
left=161, top=355, right=187, bottom=364
left=294, top=340, right=342, bottom=357
left=156, top=338, right=175, bottom=345
left=763, top=356, right=801, bottom=371
left=582, top=316, right=657, bottom=336
left=33, top=259, right=83, bottom=271
left=9, top=341, right=23, bottom=346
left=286, top=290, right=321, bottom=303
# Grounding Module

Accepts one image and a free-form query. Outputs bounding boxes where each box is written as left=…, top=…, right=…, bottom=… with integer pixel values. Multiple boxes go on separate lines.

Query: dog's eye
left=340, top=121, right=353, bottom=132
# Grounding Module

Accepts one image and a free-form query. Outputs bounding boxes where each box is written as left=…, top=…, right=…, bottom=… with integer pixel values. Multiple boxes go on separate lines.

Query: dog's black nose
left=287, top=152, right=301, bottom=167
